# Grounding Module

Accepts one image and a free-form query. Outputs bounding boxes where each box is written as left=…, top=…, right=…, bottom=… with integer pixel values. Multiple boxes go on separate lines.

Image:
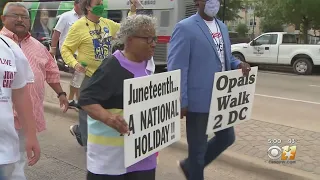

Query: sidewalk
left=25, top=109, right=282, bottom=180
left=179, top=118, right=320, bottom=176
left=25, top=154, right=86, bottom=179
left=44, top=82, right=320, bottom=179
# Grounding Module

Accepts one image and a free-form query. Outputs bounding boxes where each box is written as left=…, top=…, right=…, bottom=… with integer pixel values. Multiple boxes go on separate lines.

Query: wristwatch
left=57, top=92, right=67, bottom=98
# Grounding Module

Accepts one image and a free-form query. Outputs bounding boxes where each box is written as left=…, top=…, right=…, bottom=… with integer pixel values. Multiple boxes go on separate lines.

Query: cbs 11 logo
left=267, top=145, right=297, bottom=161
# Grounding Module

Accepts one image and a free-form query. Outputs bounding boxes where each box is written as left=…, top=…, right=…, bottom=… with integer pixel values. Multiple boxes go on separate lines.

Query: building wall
left=226, top=8, right=261, bottom=38
left=226, top=6, right=320, bottom=44
left=285, top=24, right=320, bottom=36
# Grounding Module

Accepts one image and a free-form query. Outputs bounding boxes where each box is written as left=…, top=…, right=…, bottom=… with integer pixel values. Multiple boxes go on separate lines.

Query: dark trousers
left=75, top=76, right=90, bottom=147
left=181, top=112, right=235, bottom=180
left=87, top=169, right=156, bottom=180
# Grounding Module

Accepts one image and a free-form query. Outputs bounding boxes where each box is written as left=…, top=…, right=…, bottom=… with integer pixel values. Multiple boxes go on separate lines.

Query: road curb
left=44, top=101, right=318, bottom=180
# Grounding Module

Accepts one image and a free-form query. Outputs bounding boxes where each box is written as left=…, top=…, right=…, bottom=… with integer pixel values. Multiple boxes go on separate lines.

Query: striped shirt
left=0, top=27, right=60, bottom=133
left=79, top=51, right=157, bottom=175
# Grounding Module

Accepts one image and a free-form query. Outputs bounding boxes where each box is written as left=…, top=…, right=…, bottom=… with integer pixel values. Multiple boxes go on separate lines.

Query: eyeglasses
left=5, top=14, right=30, bottom=20
left=134, top=36, right=158, bottom=44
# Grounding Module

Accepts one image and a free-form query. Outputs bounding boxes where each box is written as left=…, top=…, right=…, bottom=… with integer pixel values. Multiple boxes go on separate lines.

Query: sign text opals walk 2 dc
left=206, top=67, right=258, bottom=135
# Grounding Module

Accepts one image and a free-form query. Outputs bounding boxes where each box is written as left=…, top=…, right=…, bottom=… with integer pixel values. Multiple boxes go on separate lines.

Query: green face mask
left=91, top=4, right=104, bottom=16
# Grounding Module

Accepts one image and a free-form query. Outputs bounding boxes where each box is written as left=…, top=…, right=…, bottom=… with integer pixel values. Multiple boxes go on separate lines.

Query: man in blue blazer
left=167, top=0, right=251, bottom=179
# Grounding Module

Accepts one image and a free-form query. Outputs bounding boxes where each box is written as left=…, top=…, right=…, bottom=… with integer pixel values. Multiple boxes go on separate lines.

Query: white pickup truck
left=231, top=32, right=320, bottom=75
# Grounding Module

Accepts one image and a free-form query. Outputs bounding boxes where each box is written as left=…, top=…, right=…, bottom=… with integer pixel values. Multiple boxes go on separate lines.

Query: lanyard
left=206, top=19, right=225, bottom=70
left=207, top=19, right=222, bottom=49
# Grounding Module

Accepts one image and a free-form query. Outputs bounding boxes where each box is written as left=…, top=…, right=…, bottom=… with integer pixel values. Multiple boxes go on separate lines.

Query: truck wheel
left=233, top=53, right=245, bottom=62
left=293, top=58, right=313, bottom=75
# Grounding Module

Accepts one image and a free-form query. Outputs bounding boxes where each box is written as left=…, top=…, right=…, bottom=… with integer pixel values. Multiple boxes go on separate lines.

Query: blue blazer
left=167, top=13, right=241, bottom=113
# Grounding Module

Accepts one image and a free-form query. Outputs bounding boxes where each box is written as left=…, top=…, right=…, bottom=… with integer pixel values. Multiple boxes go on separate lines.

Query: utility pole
left=222, top=0, right=226, bottom=23
left=252, top=9, right=255, bottom=39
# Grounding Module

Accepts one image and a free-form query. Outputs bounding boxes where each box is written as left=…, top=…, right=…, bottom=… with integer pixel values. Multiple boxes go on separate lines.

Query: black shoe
left=75, top=103, right=82, bottom=110
left=177, top=160, right=189, bottom=179
left=69, top=125, right=83, bottom=146
left=68, top=100, right=78, bottom=109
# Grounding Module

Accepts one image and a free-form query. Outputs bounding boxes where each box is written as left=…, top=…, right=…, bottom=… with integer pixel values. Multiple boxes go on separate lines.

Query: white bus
left=109, top=0, right=197, bottom=68
left=21, top=0, right=198, bottom=68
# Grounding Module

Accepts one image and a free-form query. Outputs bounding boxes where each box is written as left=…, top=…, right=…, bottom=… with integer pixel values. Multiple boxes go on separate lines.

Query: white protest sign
left=123, top=70, right=181, bottom=167
left=206, top=67, right=258, bottom=135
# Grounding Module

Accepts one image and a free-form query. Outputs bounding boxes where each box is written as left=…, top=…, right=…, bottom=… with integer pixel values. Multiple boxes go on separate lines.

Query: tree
left=216, top=0, right=243, bottom=22
left=255, top=0, right=320, bottom=43
left=235, top=23, right=248, bottom=37
left=260, top=19, right=284, bottom=33
left=227, top=24, right=233, bottom=31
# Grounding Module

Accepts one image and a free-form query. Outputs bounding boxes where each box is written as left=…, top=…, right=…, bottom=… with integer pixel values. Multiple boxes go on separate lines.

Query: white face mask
left=204, top=0, right=221, bottom=17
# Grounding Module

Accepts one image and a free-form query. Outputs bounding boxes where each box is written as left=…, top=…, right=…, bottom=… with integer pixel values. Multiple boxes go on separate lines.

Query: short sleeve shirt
left=54, top=9, right=81, bottom=50
left=0, top=35, right=34, bottom=164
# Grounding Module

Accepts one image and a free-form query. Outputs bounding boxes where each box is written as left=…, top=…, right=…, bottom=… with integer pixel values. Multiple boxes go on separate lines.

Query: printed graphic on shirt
left=2, top=71, right=14, bottom=88
left=0, top=70, right=15, bottom=103
left=0, top=58, right=12, bottom=67
left=211, top=31, right=225, bottom=69
left=90, top=27, right=112, bottom=60
left=0, top=47, right=14, bottom=102
left=205, top=20, right=225, bottom=71
left=212, top=32, right=224, bottom=54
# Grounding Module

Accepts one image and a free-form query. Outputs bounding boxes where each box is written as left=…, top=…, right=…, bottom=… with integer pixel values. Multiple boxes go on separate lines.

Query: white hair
left=117, top=14, right=157, bottom=44
left=3, top=2, right=29, bottom=16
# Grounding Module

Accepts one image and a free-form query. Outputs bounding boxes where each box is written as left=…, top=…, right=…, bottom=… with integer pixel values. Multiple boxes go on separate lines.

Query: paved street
left=44, top=70, right=320, bottom=178
left=25, top=110, right=277, bottom=180
left=253, top=70, right=320, bottom=132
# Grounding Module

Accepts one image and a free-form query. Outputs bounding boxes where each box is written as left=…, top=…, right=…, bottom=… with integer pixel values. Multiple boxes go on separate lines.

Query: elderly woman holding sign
left=78, top=14, right=157, bottom=180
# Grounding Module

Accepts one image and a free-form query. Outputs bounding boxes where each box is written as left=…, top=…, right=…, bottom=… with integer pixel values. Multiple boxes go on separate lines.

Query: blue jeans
left=182, top=112, right=235, bottom=180
left=74, top=76, right=90, bottom=148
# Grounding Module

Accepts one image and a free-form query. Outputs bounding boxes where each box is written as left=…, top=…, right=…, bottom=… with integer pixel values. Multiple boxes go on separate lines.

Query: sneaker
left=68, top=100, right=77, bottom=109
left=69, top=125, right=83, bottom=146
left=177, top=160, right=188, bottom=179
left=75, top=103, right=82, bottom=110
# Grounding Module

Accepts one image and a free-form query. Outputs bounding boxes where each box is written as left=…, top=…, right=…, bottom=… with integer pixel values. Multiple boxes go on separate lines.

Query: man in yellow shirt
left=61, top=0, right=137, bottom=148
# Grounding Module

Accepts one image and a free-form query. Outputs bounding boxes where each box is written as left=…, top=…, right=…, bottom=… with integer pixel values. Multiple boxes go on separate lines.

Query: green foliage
left=227, top=24, right=233, bottom=31
left=235, top=23, right=249, bottom=37
left=260, top=19, right=284, bottom=33
left=216, top=0, right=244, bottom=22
left=255, top=0, right=320, bottom=43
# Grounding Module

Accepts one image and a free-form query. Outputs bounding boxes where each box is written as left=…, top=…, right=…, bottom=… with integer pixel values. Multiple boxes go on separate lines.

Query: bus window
left=126, top=9, right=153, bottom=16
left=185, top=0, right=197, bottom=18
left=31, top=2, right=60, bottom=40
left=160, top=11, right=170, bottom=27
left=108, top=10, right=123, bottom=23
left=136, top=9, right=153, bottom=16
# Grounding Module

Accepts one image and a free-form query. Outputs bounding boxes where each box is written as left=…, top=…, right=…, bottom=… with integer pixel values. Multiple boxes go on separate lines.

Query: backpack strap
left=0, top=37, right=10, bottom=48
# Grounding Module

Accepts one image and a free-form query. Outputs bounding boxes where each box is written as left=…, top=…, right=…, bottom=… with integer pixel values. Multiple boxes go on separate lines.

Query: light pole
left=252, top=9, right=255, bottom=39
left=222, top=0, right=227, bottom=23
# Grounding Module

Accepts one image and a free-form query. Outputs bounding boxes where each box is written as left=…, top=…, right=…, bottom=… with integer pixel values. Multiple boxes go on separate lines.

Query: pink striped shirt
left=0, top=27, right=60, bottom=133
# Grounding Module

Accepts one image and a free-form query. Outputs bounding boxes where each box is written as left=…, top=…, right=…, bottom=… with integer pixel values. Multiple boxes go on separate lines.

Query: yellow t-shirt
left=61, top=17, right=120, bottom=77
